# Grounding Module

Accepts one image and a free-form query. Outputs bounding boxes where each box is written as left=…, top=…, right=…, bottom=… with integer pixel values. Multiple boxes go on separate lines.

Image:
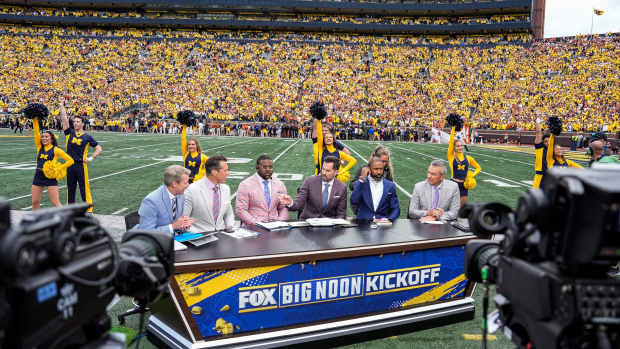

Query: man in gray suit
left=280, top=156, right=347, bottom=219
left=183, top=155, right=235, bottom=233
left=409, top=160, right=460, bottom=222
left=136, top=165, right=194, bottom=234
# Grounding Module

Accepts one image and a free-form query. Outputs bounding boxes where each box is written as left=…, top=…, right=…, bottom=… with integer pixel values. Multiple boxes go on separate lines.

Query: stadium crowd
left=0, top=24, right=618, bottom=135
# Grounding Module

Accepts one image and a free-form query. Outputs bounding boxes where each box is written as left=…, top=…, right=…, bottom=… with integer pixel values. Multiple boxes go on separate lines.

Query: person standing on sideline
left=27, top=103, right=74, bottom=210
left=59, top=97, right=102, bottom=213
left=446, top=113, right=481, bottom=206
left=178, top=110, right=208, bottom=183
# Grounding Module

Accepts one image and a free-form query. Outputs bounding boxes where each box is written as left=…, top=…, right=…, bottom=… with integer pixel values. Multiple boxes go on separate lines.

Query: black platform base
left=147, top=297, right=475, bottom=349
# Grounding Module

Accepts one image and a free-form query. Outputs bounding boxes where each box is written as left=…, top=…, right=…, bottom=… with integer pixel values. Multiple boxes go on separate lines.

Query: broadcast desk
left=147, top=219, right=476, bottom=349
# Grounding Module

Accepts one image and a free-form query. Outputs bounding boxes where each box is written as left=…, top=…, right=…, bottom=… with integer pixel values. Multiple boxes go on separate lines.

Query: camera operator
left=588, top=133, right=620, bottom=166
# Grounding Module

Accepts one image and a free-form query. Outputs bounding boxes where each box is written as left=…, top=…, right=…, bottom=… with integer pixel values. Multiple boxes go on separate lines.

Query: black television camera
left=462, top=167, right=620, bottom=349
left=0, top=200, right=174, bottom=349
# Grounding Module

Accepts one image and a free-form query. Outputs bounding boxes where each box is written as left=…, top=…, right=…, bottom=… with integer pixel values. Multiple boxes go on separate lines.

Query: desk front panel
left=172, top=244, right=468, bottom=340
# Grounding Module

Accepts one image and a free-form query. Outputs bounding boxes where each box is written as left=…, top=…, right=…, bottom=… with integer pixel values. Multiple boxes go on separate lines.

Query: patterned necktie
left=171, top=197, right=177, bottom=220
left=263, top=180, right=271, bottom=207
left=322, top=183, right=330, bottom=208
left=432, top=186, right=440, bottom=209
left=213, top=185, right=220, bottom=222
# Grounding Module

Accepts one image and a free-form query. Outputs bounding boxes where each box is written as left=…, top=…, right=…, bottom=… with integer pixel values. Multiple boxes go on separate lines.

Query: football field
left=0, top=129, right=572, bottom=215
left=0, top=129, right=588, bottom=348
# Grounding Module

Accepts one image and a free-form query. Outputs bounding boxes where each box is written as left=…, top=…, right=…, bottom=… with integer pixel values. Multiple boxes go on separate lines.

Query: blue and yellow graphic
left=174, top=246, right=468, bottom=338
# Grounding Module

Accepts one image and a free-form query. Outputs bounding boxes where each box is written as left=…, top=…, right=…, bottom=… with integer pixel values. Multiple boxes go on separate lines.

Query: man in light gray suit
left=136, top=165, right=194, bottom=234
left=409, top=160, right=460, bottom=222
left=183, top=155, right=235, bottom=233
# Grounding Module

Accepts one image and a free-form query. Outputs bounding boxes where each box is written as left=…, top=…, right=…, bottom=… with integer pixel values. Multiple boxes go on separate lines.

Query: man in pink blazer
left=235, top=155, right=289, bottom=227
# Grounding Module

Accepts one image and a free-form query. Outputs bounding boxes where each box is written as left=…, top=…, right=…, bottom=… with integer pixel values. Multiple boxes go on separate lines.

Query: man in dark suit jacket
left=281, top=156, right=347, bottom=219
left=350, top=156, right=400, bottom=222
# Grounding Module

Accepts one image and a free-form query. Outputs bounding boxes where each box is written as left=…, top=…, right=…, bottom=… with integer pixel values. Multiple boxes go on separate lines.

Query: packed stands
left=0, top=0, right=617, bottom=135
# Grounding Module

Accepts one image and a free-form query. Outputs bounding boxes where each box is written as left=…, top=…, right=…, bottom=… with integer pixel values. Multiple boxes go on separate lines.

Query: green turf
left=1, top=129, right=572, bottom=348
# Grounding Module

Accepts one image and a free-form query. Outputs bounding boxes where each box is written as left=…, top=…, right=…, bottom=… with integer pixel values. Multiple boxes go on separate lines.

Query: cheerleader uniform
left=312, top=120, right=356, bottom=177
left=32, top=117, right=73, bottom=187
left=447, top=126, right=481, bottom=197
left=182, top=125, right=208, bottom=183
left=532, top=134, right=555, bottom=189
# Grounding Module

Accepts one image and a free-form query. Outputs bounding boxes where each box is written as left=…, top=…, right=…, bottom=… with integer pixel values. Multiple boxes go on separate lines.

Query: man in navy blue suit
left=350, top=156, right=400, bottom=222
left=136, top=165, right=194, bottom=234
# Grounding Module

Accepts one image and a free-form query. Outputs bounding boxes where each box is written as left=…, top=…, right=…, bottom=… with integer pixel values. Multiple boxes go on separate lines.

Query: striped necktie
left=172, top=197, right=177, bottom=219
left=213, top=185, right=220, bottom=222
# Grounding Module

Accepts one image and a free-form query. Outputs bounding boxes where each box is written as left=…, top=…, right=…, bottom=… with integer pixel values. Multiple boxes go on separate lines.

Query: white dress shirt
left=368, top=176, right=383, bottom=211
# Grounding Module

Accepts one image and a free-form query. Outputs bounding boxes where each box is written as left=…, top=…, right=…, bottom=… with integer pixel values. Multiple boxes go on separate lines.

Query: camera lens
left=481, top=210, right=499, bottom=226
left=479, top=209, right=505, bottom=233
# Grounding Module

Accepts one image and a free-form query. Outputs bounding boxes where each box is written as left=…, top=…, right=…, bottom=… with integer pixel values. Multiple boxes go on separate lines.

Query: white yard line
left=389, top=144, right=530, bottom=188
left=112, top=207, right=128, bottom=215
left=273, top=139, right=301, bottom=162
left=344, top=142, right=412, bottom=198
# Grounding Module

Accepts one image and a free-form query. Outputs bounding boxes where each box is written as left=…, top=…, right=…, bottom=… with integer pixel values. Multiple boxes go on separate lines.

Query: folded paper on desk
left=422, top=220, right=444, bottom=225
left=256, top=221, right=291, bottom=231
left=306, top=218, right=353, bottom=227
left=220, top=228, right=259, bottom=239
left=288, top=221, right=311, bottom=228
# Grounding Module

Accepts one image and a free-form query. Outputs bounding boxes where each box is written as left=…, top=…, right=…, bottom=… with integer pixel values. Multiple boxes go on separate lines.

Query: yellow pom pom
left=336, top=170, right=350, bottom=183
left=464, top=176, right=477, bottom=190
left=42, top=160, right=67, bottom=180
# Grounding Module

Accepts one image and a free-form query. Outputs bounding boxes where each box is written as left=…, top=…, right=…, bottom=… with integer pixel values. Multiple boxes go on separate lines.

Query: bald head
left=590, top=140, right=604, bottom=155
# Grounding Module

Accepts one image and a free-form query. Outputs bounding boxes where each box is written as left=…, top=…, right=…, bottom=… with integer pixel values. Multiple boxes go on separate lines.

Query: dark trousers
left=67, top=162, right=93, bottom=212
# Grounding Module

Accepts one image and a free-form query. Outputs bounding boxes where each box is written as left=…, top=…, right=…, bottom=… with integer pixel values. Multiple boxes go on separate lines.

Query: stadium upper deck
left=0, top=0, right=533, bottom=35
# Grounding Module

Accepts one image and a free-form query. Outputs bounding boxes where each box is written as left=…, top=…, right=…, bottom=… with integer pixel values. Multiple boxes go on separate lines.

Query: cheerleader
left=532, top=116, right=562, bottom=188
left=551, top=144, right=583, bottom=169
left=446, top=114, right=481, bottom=206
left=178, top=110, right=208, bottom=183
left=26, top=104, right=74, bottom=210
left=310, top=102, right=356, bottom=182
